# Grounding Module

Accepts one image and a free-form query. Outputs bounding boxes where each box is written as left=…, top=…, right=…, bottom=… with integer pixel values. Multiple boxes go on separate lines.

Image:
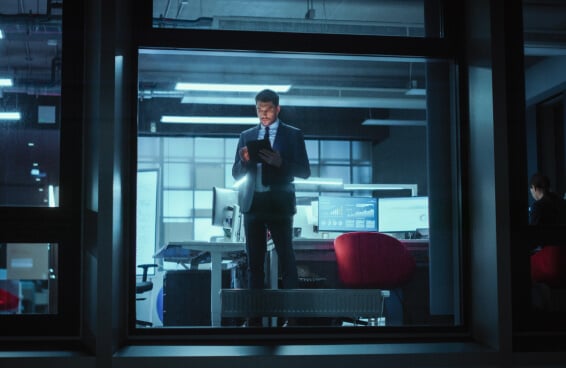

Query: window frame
left=130, top=0, right=467, bottom=341
left=0, top=0, right=84, bottom=339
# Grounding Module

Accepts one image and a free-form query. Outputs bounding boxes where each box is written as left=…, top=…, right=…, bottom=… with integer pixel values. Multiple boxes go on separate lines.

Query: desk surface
left=156, top=238, right=429, bottom=265
left=154, top=241, right=246, bottom=262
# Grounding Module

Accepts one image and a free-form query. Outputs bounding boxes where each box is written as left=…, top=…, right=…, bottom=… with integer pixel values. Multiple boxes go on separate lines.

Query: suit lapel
left=272, top=122, right=284, bottom=151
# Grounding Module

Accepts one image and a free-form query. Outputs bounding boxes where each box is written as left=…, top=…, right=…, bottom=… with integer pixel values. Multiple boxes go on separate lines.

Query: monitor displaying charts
left=377, top=196, right=429, bottom=233
left=317, top=196, right=378, bottom=233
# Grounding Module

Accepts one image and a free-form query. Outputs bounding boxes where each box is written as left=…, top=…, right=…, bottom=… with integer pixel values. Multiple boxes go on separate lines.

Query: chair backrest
left=333, top=231, right=416, bottom=289
left=531, top=245, right=566, bottom=288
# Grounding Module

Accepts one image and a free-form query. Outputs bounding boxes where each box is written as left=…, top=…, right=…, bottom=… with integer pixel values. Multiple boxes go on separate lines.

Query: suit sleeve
left=232, top=133, right=250, bottom=181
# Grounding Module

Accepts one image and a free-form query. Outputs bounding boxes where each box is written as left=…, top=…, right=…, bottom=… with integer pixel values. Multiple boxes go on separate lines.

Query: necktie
left=263, top=126, right=270, bottom=144
left=261, top=126, right=270, bottom=185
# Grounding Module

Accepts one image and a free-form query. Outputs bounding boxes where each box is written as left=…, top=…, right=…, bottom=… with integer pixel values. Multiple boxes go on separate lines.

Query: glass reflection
left=152, top=0, right=432, bottom=37
left=136, top=48, right=458, bottom=329
left=0, top=5, right=62, bottom=206
left=523, top=1, right=566, bottom=320
left=0, top=243, right=57, bottom=314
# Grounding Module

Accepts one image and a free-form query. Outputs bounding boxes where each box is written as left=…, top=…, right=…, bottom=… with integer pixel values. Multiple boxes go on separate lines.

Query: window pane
left=163, top=190, right=192, bottom=217
left=164, top=137, right=193, bottom=159
left=195, top=163, right=224, bottom=189
left=353, top=165, right=372, bottom=184
left=305, top=140, right=319, bottom=163
left=137, top=48, right=459, bottom=330
left=0, top=243, right=57, bottom=314
left=320, top=165, right=350, bottom=184
left=224, top=138, right=239, bottom=162
left=195, top=138, right=224, bottom=161
left=162, top=219, right=192, bottom=245
left=352, top=141, right=372, bottom=164
left=0, top=8, right=62, bottom=207
left=521, top=1, right=566, bottom=330
left=152, top=0, right=441, bottom=38
left=321, top=140, right=350, bottom=163
left=139, top=136, right=161, bottom=159
left=163, top=162, right=191, bottom=188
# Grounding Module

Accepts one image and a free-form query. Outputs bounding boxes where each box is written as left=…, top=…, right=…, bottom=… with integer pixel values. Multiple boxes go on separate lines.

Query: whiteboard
left=136, top=169, right=159, bottom=274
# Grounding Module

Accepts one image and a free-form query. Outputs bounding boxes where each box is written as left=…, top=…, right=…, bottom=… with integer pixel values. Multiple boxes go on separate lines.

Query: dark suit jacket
left=232, top=122, right=311, bottom=214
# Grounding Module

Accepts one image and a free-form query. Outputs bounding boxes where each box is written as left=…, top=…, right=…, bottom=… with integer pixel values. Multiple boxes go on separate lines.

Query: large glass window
left=521, top=0, right=566, bottom=331
left=0, top=2, right=62, bottom=207
left=136, top=48, right=459, bottom=330
left=0, top=243, right=57, bottom=314
left=152, top=0, right=441, bottom=37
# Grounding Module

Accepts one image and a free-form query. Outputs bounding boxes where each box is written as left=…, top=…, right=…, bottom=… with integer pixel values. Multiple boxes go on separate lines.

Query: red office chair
left=333, top=231, right=416, bottom=325
left=0, top=281, right=20, bottom=313
left=531, top=245, right=566, bottom=288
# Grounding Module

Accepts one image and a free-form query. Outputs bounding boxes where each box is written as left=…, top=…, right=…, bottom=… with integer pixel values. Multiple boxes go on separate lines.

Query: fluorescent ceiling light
left=181, top=94, right=426, bottom=109
left=0, top=29, right=4, bottom=39
left=161, top=116, right=258, bottom=125
left=293, top=177, right=343, bottom=186
left=175, top=83, right=291, bottom=93
left=362, top=119, right=426, bottom=126
left=0, top=112, right=21, bottom=120
left=344, top=183, right=418, bottom=196
left=0, top=78, right=13, bottom=87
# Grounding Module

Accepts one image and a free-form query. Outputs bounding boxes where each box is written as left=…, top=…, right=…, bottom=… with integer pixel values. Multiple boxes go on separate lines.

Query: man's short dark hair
left=255, top=89, right=279, bottom=106
left=530, top=172, right=550, bottom=192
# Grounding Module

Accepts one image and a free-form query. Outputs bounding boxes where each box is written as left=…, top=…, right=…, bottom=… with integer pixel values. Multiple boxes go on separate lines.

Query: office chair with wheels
left=333, top=231, right=416, bottom=325
left=136, top=263, right=158, bottom=327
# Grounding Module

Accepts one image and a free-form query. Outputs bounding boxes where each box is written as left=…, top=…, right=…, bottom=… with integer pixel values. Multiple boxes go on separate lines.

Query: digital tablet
left=246, top=139, right=272, bottom=162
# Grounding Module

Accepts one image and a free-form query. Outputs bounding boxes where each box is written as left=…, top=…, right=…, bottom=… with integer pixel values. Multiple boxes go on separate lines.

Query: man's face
left=530, top=185, right=541, bottom=200
left=256, top=101, right=280, bottom=126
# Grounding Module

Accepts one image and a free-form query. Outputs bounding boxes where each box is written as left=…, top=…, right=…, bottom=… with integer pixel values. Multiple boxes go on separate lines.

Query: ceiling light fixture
left=180, top=94, right=426, bottom=109
left=0, top=78, right=13, bottom=87
left=175, top=82, right=291, bottom=93
left=293, top=177, right=343, bottom=186
left=0, top=29, right=4, bottom=39
left=0, top=112, right=21, bottom=120
left=362, top=119, right=426, bottom=126
left=405, top=86, right=426, bottom=96
left=160, top=116, right=258, bottom=125
left=343, top=183, right=418, bottom=196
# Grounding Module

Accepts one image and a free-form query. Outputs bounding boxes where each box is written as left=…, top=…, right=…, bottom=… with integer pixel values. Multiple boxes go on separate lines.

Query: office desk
left=292, top=237, right=429, bottom=265
left=161, top=241, right=277, bottom=326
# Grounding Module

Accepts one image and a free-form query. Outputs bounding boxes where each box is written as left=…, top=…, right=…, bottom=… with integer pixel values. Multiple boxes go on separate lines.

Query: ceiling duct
left=213, top=16, right=424, bottom=37
left=152, top=15, right=423, bottom=37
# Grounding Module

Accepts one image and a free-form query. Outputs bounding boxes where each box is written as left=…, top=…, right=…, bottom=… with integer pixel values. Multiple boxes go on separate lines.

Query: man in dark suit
left=232, top=89, right=311, bottom=297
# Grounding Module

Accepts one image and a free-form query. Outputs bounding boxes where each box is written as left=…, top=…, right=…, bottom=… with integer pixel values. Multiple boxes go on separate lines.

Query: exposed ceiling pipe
left=51, top=55, right=61, bottom=85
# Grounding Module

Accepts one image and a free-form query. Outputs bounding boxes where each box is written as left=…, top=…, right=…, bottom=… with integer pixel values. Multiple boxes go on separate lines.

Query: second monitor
left=377, top=196, right=429, bottom=234
left=317, top=196, right=378, bottom=233
left=211, top=187, right=243, bottom=242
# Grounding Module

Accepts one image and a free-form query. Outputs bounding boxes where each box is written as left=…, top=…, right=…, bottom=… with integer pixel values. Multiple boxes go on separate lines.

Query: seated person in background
left=528, top=173, right=566, bottom=309
left=529, top=172, right=566, bottom=226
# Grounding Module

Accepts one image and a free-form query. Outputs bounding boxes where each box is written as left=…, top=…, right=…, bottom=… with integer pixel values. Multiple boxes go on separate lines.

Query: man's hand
left=259, top=149, right=282, bottom=167
left=239, top=146, right=250, bottom=162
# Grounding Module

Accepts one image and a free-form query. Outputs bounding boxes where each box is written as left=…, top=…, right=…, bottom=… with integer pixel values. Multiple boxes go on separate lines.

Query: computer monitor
left=317, top=196, right=378, bottom=233
left=377, top=196, right=429, bottom=233
left=211, top=187, right=242, bottom=241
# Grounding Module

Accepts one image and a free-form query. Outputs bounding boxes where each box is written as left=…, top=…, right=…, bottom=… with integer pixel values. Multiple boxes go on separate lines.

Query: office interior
left=1, top=1, right=566, bottom=368
left=135, top=50, right=449, bottom=328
